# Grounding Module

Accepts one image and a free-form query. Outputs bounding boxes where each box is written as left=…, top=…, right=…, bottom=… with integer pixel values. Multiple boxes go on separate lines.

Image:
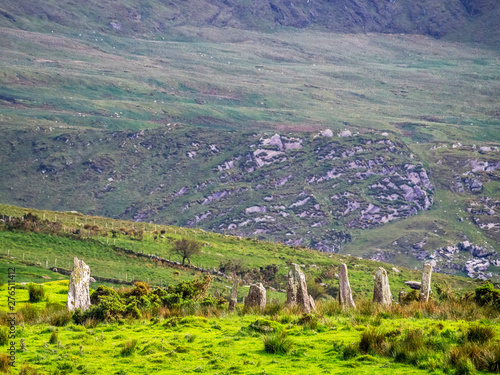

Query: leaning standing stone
left=420, top=263, right=433, bottom=302
left=373, top=267, right=392, bottom=306
left=286, top=263, right=311, bottom=313
left=338, top=263, right=356, bottom=309
left=67, top=257, right=91, bottom=311
left=245, top=283, right=266, bottom=310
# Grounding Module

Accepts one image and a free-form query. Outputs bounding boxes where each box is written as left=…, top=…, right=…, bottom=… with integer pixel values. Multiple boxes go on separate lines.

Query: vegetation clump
left=263, top=331, right=294, bottom=354
left=27, top=283, right=45, bottom=303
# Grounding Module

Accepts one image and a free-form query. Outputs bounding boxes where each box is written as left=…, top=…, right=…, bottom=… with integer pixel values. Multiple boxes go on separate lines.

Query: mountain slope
left=1, top=0, right=499, bottom=44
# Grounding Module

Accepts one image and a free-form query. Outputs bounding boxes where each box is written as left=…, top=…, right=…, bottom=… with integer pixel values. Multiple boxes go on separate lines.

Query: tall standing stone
left=338, top=263, right=356, bottom=309
left=245, top=283, right=266, bottom=310
left=420, top=263, right=433, bottom=302
left=373, top=267, right=392, bottom=306
left=66, top=257, right=91, bottom=311
left=286, top=263, right=311, bottom=313
left=228, top=278, right=239, bottom=311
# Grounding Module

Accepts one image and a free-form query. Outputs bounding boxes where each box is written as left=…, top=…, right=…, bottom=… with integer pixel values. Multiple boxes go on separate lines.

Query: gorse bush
left=28, top=283, right=45, bottom=303
left=263, top=331, right=293, bottom=354
left=73, top=276, right=214, bottom=324
left=474, top=283, right=500, bottom=310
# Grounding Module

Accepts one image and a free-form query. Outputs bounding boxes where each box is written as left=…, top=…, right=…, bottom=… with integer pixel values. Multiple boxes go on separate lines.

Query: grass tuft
left=263, top=331, right=294, bottom=354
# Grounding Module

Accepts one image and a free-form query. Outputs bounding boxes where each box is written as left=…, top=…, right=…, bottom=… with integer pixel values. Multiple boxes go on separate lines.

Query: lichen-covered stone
left=286, top=263, right=311, bottom=313
left=338, top=263, right=356, bottom=309
left=67, top=257, right=91, bottom=311
left=420, top=263, right=433, bottom=302
left=373, top=267, right=392, bottom=306
left=245, top=283, right=266, bottom=310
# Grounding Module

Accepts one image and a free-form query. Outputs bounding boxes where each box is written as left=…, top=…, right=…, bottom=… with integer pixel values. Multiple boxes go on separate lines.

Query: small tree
left=172, top=238, right=201, bottom=266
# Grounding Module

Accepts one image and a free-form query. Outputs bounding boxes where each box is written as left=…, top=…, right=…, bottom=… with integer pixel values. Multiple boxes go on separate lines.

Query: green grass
left=2, top=309, right=499, bottom=374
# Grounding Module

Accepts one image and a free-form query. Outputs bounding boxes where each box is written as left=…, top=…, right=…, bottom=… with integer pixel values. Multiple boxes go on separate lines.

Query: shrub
left=27, top=284, right=45, bottom=303
left=263, top=331, right=293, bottom=354
left=121, top=339, right=138, bottom=357
left=474, top=283, right=500, bottom=309
left=90, top=286, right=120, bottom=305
left=466, top=324, right=495, bottom=344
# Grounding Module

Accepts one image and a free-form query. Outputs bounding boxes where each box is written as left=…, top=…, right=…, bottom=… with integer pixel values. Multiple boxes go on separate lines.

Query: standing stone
left=338, top=263, right=356, bottom=309
left=373, top=267, right=392, bottom=306
left=66, top=257, right=91, bottom=311
left=286, top=263, right=311, bottom=313
left=309, top=295, right=316, bottom=312
left=398, top=290, right=407, bottom=304
left=245, top=283, right=266, bottom=310
left=228, top=278, right=238, bottom=311
left=420, top=263, right=433, bottom=302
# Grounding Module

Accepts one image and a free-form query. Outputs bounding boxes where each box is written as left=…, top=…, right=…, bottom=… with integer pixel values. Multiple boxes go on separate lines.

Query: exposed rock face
left=245, top=283, right=266, bottom=310
left=373, top=267, right=392, bottom=306
left=420, top=263, right=433, bottom=302
left=228, top=278, right=238, bottom=311
left=66, top=257, right=91, bottom=311
left=286, top=263, right=311, bottom=313
left=338, top=263, right=356, bottom=309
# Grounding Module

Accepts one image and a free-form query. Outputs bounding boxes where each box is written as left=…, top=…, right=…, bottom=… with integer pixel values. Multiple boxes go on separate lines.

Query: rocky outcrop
left=405, top=281, right=421, bottom=290
left=420, top=263, right=432, bottom=302
left=338, top=263, right=356, bottom=309
left=66, top=257, right=91, bottom=311
left=245, top=283, right=266, bottom=310
left=373, top=267, right=392, bottom=306
left=286, top=263, right=312, bottom=313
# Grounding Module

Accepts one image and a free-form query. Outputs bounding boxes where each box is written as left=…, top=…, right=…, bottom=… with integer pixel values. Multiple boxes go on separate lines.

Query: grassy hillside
left=0, top=27, right=499, bottom=137
left=0, top=205, right=485, bottom=299
left=1, top=0, right=500, bottom=44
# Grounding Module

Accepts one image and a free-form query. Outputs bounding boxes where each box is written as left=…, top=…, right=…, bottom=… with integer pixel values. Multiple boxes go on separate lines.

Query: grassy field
left=0, top=279, right=499, bottom=374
